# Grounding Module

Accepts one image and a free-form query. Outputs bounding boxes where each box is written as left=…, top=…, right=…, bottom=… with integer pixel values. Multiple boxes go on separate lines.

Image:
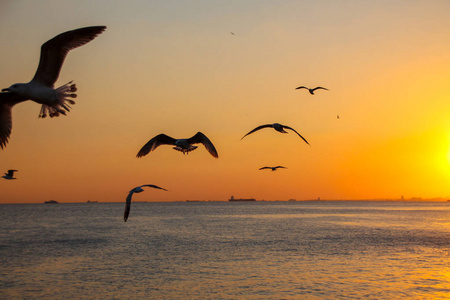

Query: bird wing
left=275, top=166, right=287, bottom=169
left=312, top=87, right=329, bottom=91
left=124, top=185, right=167, bottom=222
left=188, top=132, right=219, bottom=158
left=141, top=184, right=168, bottom=191
left=31, top=26, right=107, bottom=86
left=283, top=125, right=310, bottom=145
left=259, top=167, right=271, bottom=170
left=241, top=124, right=273, bottom=140
left=7, top=170, right=17, bottom=176
left=123, top=190, right=135, bottom=222
left=136, top=134, right=177, bottom=158
left=295, top=86, right=308, bottom=90
left=0, top=92, right=28, bottom=149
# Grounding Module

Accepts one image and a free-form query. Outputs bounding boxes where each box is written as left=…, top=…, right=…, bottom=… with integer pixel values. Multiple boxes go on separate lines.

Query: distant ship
left=228, top=195, right=256, bottom=202
left=87, top=200, right=98, bottom=203
left=44, top=200, right=59, bottom=204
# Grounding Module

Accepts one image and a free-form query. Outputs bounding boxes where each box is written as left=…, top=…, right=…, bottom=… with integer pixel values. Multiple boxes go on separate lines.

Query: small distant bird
left=230, top=32, right=235, bottom=35
left=259, top=166, right=287, bottom=171
left=0, top=26, right=106, bottom=149
left=137, top=132, right=219, bottom=158
left=241, top=123, right=309, bottom=145
left=2, top=169, right=18, bottom=180
left=295, top=86, right=329, bottom=95
left=124, top=185, right=167, bottom=222
left=337, top=115, right=340, bottom=119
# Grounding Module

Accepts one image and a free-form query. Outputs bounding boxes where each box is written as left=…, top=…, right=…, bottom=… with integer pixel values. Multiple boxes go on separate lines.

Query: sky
left=1, top=0, right=450, bottom=203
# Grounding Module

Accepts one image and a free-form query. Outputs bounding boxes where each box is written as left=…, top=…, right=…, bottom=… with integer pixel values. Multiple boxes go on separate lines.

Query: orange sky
left=1, top=1, right=450, bottom=203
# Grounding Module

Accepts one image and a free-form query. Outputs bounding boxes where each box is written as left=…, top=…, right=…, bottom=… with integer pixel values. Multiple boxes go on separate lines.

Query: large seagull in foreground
left=241, top=123, right=310, bottom=145
left=137, top=132, right=219, bottom=158
left=124, top=185, right=168, bottom=222
left=0, top=26, right=106, bottom=149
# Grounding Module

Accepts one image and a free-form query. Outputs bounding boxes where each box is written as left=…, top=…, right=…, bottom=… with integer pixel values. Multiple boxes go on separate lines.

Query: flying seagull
left=137, top=132, right=219, bottom=158
left=259, top=166, right=287, bottom=171
left=2, top=169, right=18, bottom=180
left=124, top=185, right=168, bottom=222
left=241, top=123, right=309, bottom=145
left=295, top=86, right=329, bottom=95
left=0, top=26, right=106, bottom=149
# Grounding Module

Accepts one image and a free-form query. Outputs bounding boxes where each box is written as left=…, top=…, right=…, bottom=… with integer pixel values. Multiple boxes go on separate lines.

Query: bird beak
left=1, top=88, right=10, bottom=92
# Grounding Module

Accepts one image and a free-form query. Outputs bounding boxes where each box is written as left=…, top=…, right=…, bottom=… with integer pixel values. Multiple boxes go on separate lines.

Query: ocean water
left=0, top=201, right=449, bottom=299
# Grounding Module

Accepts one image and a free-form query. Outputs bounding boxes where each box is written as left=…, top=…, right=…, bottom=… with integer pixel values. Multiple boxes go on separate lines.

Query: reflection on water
left=0, top=201, right=449, bottom=299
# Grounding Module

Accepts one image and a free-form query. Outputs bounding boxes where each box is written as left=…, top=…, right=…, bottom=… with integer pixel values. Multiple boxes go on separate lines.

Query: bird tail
left=39, top=81, right=77, bottom=118
left=173, top=145, right=198, bottom=154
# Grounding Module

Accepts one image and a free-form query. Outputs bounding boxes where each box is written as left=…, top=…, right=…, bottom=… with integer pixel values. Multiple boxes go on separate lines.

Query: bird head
left=272, top=123, right=287, bottom=133
left=2, top=83, right=26, bottom=95
left=132, top=187, right=145, bottom=193
left=175, top=139, right=191, bottom=149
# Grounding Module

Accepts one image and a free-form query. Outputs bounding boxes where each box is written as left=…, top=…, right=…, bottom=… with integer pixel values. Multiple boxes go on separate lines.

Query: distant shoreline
left=1, top=198, right=449, bottom=205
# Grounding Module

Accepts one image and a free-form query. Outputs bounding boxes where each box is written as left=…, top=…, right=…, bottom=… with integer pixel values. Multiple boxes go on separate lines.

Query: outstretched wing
left=274, top=166, right=287, bottom=169
left=0, top=92, right=28, bottom=149
left=295, top=86, right=308, bottom=90
left=283, top=125, right=310, bottom=145
left=123, top=190, right=135, bottom=222
left=141, top=184, right=168, bottom=191
left=7, top=170, right=18, bottom=176
left=32, top=26, right=107, bottom=86
left=259, top=167, right=271, bottom=170
left=311, top=87, right=329, bottom=92
left=136, top=134, right=177, bottom=158
left=241, top=124, right=273, bottom=140
left=124, top=185, right=167, bottom=222
left=188, top=132, right=219, bottom=158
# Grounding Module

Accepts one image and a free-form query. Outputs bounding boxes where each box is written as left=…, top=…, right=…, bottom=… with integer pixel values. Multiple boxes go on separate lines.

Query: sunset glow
left=1, top=1, right=450, bottom=203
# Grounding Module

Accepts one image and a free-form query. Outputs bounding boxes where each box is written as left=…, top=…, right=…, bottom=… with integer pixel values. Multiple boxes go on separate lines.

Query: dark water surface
left=1, top=201, right=449, bottom=299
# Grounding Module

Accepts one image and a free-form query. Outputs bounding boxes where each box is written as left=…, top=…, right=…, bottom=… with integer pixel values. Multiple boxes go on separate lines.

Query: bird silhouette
left=241, top=123, right=309, bottom=145
left=259, top=166, right=287, bottom=171
left=2, top=169, right=18, bottom=180
left=295, top=86, right=329, bottom=95
left=124, top=185, right=168, bottom=222
left=0, top=26, right=106, bottom=148
left=137, top=132, right=219, bottom=158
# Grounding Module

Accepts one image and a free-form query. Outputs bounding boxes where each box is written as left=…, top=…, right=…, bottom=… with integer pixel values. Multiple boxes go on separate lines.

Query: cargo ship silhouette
left=228, top=195, right=256, bottom=202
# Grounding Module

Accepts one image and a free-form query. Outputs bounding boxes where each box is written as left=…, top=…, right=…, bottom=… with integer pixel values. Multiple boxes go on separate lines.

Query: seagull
left=0, top=26, right=106, bottom=149
left=137, top=132, right=219, bottom=158
left=2, top=169, right=18, bottom=180
left=241, top=123, right=309, bottom=145
left=124, top=185, right=168, bottom=222
left=259, top=166, right=287, bottom=171
left=295, top=86, right=329, bottom=95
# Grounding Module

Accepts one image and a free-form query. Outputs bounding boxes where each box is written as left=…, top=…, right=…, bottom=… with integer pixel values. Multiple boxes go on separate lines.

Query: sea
left=1, top=201, right=449, bottom=299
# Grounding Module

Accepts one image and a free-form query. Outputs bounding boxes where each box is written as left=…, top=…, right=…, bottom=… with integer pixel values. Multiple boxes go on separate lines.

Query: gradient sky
left=1, top=0, right=450, bottom=203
